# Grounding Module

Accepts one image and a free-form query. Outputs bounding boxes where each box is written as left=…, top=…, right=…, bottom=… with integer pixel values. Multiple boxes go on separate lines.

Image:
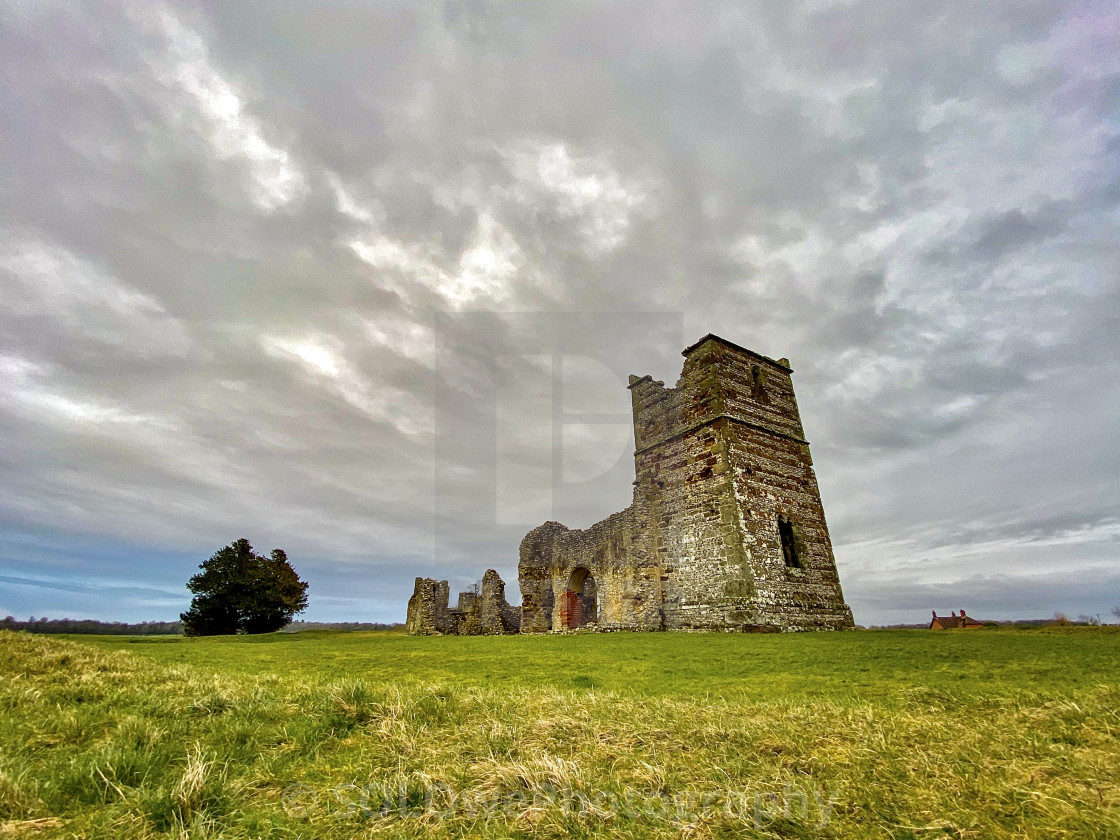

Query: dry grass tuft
left=0, top=768, right=41, bottom=822
left=0, top=817, right=63, bottom=836
left=171, top=746, right=220, bottom=824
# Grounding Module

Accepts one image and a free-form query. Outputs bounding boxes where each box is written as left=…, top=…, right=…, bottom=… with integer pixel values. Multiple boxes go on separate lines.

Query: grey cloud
left=0, top=573, right=181, bottom=599
left=923, top=200, right=1073, bottom=267
left=1, top=0, right=1118, bottom=625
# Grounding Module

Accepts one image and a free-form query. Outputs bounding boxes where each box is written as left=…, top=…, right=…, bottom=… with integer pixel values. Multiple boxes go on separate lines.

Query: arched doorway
left=559, top=567, right=598, bottom=630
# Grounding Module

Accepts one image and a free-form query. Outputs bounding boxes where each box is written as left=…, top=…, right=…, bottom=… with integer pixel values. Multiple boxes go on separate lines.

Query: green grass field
left=2, top=628, right=1118, bottom=839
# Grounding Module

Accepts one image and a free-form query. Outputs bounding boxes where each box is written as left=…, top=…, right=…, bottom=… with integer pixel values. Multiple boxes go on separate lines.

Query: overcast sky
left=2, top=0, right=1118, bottom=627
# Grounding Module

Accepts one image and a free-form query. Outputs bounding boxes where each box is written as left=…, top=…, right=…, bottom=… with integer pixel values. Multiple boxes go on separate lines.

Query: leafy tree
left=181, top=538, right=309, bottom=635
left=1111, top=602, right=1120, bottom=622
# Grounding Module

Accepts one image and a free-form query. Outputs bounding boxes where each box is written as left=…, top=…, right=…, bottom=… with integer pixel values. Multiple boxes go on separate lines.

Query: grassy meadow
left=1, top=628, right=1118, bottom=839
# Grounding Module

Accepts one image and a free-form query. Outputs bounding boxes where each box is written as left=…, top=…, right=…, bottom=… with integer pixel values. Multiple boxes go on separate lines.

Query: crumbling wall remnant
left=406, top=568, right=521, bottom=636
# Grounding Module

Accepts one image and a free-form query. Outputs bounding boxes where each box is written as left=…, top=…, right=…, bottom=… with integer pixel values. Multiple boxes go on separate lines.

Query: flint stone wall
left=409, top=333, right=853, bottom=635
left=406, top=569, right=521, bottom=636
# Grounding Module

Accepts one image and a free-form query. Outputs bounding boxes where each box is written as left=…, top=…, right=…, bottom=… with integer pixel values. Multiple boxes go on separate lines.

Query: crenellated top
left=679, top=333, right=792, bottom=372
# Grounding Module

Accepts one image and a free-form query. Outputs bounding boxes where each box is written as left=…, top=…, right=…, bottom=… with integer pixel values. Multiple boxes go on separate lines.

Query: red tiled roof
left=930, top=611, right=984, bottom=629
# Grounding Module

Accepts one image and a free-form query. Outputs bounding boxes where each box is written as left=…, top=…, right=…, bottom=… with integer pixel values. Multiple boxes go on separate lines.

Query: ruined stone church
left=407, top=334, right=853, bottom=634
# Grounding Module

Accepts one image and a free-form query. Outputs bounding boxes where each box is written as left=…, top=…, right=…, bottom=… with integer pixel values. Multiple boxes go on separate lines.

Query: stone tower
left=518, top=333, right=853, bottom=632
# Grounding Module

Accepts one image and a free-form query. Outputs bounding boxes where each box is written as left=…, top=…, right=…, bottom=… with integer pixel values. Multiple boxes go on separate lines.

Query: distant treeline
left=1, top=617, right=184, bottom=635
left=281, top=620, right=404, bottom=632
left=868, top=618, right=1105, bottom=630
left=1, top=617, right=405, bottom=635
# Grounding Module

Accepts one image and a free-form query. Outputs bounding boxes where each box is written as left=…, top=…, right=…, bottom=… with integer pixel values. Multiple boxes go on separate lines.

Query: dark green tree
left=181, top=538, right=309, bottom=635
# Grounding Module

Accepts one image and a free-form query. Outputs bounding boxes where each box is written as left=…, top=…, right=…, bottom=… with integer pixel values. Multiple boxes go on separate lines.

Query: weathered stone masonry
left=406, top=569, right=521, bottom=635
left=408, top=334, right=853, bottom=634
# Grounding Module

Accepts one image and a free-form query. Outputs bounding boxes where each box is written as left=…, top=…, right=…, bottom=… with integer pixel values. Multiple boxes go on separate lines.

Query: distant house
left=930, top=609, right=984, bottom=630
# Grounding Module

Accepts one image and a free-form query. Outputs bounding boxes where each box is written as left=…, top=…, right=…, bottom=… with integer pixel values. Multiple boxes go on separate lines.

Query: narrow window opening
left=778, top=516, right=800, bottom=568
left=751, top=365, right=770, bottom=404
